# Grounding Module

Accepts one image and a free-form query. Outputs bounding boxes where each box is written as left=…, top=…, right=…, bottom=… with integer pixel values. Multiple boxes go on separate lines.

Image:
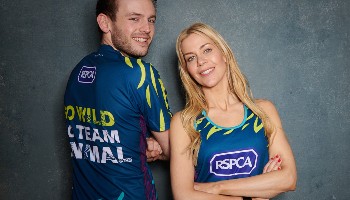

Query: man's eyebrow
left=126, top=13, right=156, bottom=19
left=126, top=12, right=142, bottom=17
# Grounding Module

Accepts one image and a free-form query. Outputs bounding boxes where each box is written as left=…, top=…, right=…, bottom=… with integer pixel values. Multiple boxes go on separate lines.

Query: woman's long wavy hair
left=176, top=22, right=275, bottom=166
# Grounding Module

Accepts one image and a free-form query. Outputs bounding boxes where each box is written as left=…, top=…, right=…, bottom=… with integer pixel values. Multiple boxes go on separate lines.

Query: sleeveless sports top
left=194, top=105, right=269, bottom=182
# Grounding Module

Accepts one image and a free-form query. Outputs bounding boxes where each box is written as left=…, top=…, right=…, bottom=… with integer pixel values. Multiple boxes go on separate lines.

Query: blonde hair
left=175, top=22, right=274, bottom=165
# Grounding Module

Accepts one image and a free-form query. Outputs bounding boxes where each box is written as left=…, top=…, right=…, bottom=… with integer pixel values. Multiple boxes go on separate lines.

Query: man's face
left=110, top=0, right=156, bottom=57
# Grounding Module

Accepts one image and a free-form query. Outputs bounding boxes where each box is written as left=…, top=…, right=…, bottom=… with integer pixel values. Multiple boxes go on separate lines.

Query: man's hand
left=146, top=137, right=163, bottom=162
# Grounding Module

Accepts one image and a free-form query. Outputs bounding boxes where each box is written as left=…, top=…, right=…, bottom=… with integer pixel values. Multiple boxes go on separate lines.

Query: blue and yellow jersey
left=64, top=45, right=172, bottom=200
left=194, top=105, right=269, bottom=182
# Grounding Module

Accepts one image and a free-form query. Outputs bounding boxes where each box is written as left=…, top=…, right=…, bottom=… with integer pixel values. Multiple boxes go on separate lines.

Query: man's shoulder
left=124, top=57, right=154, bottom=69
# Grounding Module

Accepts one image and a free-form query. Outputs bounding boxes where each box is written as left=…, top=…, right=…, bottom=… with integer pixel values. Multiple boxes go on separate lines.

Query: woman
left=170, top=22, right=297, bottom=200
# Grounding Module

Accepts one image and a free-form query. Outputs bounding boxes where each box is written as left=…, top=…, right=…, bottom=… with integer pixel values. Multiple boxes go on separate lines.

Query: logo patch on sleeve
left=78, top=66, right=96, bottom=83
left=210, top=149, right=257, bottom=177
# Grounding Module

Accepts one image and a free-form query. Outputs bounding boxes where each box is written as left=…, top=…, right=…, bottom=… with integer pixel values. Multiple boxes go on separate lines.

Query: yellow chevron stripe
left=158, top=78, right=169, bottom=109
left=207, top=126, right=222, bottom=140
left=150, top=65, right=158, bottom=96
left=242, top=123, right=249, bottom=130
left=223, top=129, right=234, bottom=135
left=125, top=57, right=133, bottom=68
left=146, top=85, right=151, bottom=108
left=137, top=59, right=146, bottom=89
left=254, top=117, right=263, bottom=133
left=196, top=117, right=204, bottom=125
left=204, top=122, right=210, bottom=129
left=160, top=109, right=165, bottom=131
left=247, top=113, right=254, bottom=120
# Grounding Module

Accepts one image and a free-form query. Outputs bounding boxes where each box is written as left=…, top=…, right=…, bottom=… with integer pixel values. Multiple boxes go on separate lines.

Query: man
left=64, top=0, right=171, bottom=199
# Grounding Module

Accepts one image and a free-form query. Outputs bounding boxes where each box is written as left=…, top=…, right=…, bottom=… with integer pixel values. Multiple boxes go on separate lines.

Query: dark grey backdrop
left=1, top=0, right=349, bottom=199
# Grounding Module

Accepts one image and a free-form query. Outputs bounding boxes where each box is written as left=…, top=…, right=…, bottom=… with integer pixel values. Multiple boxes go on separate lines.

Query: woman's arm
left=194, top=100, right=297, bottom=199
left=151, top=130, right=170, bottom=160
left=170, top=112, right=242, bottom=200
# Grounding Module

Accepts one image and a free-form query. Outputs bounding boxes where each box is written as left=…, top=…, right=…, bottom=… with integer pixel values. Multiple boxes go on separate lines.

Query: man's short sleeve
left=129, top=59, right=172, bottom=132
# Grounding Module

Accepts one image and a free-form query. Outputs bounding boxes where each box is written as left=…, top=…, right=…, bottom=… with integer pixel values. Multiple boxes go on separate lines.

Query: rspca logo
left=210, top=149, right=257, bottom=177
left=78, top=66, right=96, bottom=83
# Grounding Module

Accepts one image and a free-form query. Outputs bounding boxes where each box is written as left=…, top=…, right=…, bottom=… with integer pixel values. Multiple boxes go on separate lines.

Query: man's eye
left=130, top=18, right=139, bottom=21
left=149, top=18, right=156, bottom=23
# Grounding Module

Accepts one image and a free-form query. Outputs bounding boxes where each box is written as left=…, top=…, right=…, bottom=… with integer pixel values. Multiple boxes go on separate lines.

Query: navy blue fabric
left=64, top=45, right=171, bottom=200
left=194, top=105, right=269, bottom=182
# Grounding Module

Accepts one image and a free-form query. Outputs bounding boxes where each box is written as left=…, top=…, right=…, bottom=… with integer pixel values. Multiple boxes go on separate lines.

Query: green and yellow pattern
left=195, top=108, right=264, bottom=140
left=124, top=58, right=171, bottom=131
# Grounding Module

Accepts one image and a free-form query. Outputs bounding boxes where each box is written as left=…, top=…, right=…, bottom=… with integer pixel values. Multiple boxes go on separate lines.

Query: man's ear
left=97, top=13, right=110, bottom=33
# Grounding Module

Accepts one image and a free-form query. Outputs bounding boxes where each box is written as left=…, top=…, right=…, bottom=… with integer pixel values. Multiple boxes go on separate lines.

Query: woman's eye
left=187, top=56, right=195, bottom=62
left=204, top=48, right=212, bottom=53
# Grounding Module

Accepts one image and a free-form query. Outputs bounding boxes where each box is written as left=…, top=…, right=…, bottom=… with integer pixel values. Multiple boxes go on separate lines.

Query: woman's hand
left=263, top=154, right=282, bottom=173
left=194, top=155, right=283, bottom=196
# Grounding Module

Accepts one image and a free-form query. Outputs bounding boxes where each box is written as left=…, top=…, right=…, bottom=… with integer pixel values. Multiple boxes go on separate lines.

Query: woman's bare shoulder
left=254, top=98, right=278, bottom=114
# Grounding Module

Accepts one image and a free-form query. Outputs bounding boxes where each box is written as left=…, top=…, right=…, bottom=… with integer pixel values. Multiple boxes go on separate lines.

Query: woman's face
left=181, top=33, right=228, bottom=89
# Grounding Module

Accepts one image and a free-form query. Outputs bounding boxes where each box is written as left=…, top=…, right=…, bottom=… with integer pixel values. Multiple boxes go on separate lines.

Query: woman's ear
left=97, top=13, right=110, bottom=33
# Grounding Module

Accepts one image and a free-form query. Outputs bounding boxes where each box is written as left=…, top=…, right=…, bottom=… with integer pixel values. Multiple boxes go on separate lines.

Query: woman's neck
left=204, top=88, right=240, bottom=111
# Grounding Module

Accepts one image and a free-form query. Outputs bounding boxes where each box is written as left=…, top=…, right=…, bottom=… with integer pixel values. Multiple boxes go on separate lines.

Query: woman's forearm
left=173, top=189, right=243, bottom=200
left=214, top=168, right=296, bottom=198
